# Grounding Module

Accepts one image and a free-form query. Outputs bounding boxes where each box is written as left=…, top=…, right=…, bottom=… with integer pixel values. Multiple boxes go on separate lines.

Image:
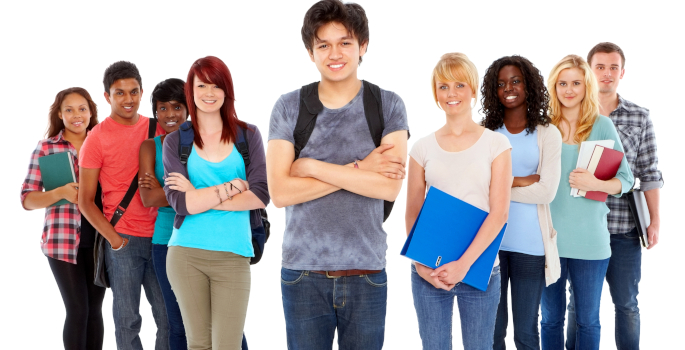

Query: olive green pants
left=167, top=246, right=250, bottom=350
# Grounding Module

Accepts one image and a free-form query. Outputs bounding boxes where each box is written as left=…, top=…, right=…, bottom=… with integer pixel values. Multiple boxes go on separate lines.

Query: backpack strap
left=178, top=121, right=194, bottom=165
left=294, top=82, right=323, bottom=160
left=362, top=80, right=384, bottom=147
left=235, top=125, right=251, bottom=167
left=111, top=117, right=157, bottom=227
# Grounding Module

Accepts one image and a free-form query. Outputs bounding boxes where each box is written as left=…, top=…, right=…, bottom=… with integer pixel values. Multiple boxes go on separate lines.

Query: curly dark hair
left=480, top=55, right=550, bottom=134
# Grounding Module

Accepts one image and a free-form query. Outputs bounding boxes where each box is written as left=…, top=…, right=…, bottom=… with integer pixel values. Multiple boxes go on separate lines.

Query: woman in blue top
left=481, top=56, right=562, bottom=350
left=138, top=78, right=189, bottom=350
left=541, top=55, right=633, bottom=350
left=162, top=56, right=269, bottom=349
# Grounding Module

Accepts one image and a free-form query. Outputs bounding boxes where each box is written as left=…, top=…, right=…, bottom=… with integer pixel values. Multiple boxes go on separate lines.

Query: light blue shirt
left=152, top=136, right=176, bottom=245
left=496, top=126, right=544, bottom=256
left=168, top=145, right=253, bottom=257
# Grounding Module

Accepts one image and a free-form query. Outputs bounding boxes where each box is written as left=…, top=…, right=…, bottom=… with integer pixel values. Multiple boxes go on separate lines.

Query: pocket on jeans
left=364, top=271, right=387, bottom=287
left=280, top=268, right=305, bottom=285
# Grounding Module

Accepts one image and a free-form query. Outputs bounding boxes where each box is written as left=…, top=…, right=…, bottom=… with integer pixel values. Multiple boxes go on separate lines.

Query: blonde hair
left=431, top=53, right=479, bottom=109
left=547, top=54, right=600, bottom=145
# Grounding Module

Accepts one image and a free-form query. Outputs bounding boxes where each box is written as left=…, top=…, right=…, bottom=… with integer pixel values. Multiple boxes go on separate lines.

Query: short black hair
left=301, top=0, right=369, bottom=64
left=150, top=78, right=187, bottom=119
left=103, top=61, right=142, bottom=93
left=481, top=55, right=551, bottom=134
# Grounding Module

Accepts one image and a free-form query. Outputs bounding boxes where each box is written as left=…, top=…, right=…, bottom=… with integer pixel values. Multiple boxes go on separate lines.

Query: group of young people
left=21, top=1, right=662, bottom=350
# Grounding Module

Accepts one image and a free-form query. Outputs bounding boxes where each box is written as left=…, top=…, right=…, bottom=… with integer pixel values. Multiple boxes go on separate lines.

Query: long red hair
left=185, top=56, right=247, bottom=148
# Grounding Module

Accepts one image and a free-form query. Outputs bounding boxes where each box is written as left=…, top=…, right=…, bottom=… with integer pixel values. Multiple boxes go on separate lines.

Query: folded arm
left=138, top=139, right=169, bottom=208
left=511, top=127, right=562, bottom=204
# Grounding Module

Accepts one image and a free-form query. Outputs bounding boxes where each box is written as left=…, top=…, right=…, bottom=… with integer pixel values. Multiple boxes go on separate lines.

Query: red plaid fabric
left=21, top=130, right=81, bottom=264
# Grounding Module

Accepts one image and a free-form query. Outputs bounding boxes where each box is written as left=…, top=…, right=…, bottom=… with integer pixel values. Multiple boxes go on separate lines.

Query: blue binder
left=401, top=186, right=507, bottom=291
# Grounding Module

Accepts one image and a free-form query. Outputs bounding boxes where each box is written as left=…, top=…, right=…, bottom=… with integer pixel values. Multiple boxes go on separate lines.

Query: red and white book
left=577, top=145, right=624, bottom=202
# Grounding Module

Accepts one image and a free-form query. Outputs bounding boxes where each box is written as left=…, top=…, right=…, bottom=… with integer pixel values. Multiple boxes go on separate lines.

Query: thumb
left=375, top=143, right=394, bottom=153
left=430, top=265, right=445, bottom=277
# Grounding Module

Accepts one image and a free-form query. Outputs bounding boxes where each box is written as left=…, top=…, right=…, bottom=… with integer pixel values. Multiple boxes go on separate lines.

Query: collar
left=46, top=129, right=67, bottom=144
left=614, top=94, right=628, bottom=114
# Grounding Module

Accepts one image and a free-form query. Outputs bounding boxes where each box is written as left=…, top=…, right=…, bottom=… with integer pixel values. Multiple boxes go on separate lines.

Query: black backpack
left=295, top=80, right=394, bottom=222
left=178, top=121, right=270, bottom=264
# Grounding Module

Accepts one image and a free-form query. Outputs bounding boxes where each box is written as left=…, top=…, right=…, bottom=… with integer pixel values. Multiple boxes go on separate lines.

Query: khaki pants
left=167, top=246, right=250, bottom=350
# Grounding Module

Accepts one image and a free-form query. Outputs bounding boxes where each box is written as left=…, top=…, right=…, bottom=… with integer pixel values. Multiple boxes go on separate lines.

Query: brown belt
left=311, top=270, right=382, bottom=278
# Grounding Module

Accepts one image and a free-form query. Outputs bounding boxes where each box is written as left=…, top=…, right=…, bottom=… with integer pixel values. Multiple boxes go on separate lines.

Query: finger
left=430, top=266, right=446, bottom=277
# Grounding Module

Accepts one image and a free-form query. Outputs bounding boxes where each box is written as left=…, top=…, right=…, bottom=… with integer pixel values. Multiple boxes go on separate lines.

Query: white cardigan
left=510, top=124, right=562, bottom=286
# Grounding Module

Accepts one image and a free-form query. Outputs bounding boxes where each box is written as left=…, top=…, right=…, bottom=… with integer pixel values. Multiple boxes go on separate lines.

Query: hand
left=646, top=222, right=660, bottom=249
left=165, top=172, right=195, bottom=192
left=415, top=263, right=454, bottom=291
left=358, top=144, right=405, bottom=179
left=569, top=168, right=600, bottom=192
left=431, top=259, right=470, bottom=286
left=110, top=236, right=128, bottom=250
left=229, top=178, right=249, bottom=192
left=290, top=158, right=315, bottom=178
left=59, top=182, right=79, bottom=204
left=139, top=173, right=161, bottom=190
left=512, top=174, right=540, bottom=187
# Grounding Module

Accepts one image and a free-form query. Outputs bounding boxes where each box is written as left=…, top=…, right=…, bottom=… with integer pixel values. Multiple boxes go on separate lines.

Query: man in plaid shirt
left=567, top=42, right=663, bottom=350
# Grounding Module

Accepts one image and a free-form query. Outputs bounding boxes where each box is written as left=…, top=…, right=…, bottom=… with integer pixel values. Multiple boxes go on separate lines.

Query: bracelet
left=354, top=160, right=359, bottom=169
left=229, top=181, right=243, bottom=194
left=215, top=186, right=223, bottom=204
left=223, top=182, right=233, bottom=200
left=112, top=238, right=126, bottom=251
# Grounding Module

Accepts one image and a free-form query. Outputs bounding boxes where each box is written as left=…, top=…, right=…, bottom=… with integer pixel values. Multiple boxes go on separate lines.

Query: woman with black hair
left=21, top=88, right=104, bottom=350
left=481, top=56, right=562, bottom=350
left=138, top=78, right=189, bottom=350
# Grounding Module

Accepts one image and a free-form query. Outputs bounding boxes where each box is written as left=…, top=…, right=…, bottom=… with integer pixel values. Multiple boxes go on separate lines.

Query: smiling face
left=435, top=80, right=476, bottom=117
left=105, top=78, right=141, bottom=120
left=497, top=65, right=526, bottom=110
left=156, top=100, right=187, bottom=133
left=59, top=93, right=91, bottom=135
left=555, top=68, right=586, bottom=109
left=309, top=21, right=367, bottom=84
left=192, top=75, right=225, bottom=114
left=590, top=51, right=624, bottom=94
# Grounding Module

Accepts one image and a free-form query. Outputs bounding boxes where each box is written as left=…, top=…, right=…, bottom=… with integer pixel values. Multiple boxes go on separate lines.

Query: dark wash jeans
left=493, top=251, right=546, bottom=350
left=281, top=268, right=387, bottom=350
left=541, top=257, right=609, bottom=350
left=151, top=244, right=187, bottom=350
left=105, top=233, right=169, bottom=350
left=566, top=228, right=641, bottom=350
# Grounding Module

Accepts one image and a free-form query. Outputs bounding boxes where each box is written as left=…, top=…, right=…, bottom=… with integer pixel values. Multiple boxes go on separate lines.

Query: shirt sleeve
left=381, top=91, right=410, bottom=138
left=634, top=111, right=663, bottom=191
left=79, top=132, right=103, bottom=169
left=268, top=95, right=296, bottom=144
left=602, top=117, right=635, bottom=197
left=408, top=136, right=427, bottom=167
left=162, top=130, right=190, bottom=216
left=511, top=125, right=562, bottom=204
left=245, top=125, right=269, bottom=206
left=491, top=131, right=512, bottom=162
left=20, top=140, right=46, bottom=205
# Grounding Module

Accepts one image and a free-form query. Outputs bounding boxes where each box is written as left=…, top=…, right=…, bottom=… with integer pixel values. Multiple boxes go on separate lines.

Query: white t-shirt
left=409, top=128, right=512, bottom=268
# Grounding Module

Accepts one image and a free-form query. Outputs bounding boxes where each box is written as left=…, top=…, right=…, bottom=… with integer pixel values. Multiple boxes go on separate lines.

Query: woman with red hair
left=162, top=56, right=269, bottom=349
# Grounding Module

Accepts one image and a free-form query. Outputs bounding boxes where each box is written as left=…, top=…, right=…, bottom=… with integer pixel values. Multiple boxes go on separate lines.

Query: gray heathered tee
left=268, top=84, right=408, bottom=271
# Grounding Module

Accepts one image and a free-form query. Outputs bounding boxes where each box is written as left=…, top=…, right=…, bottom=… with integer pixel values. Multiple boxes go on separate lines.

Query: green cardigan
left=550, top=115, right=634, bottom=260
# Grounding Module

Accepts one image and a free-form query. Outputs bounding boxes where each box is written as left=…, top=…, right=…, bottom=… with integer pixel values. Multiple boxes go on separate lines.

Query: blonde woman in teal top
left=540, top=55, right=633, bottom=350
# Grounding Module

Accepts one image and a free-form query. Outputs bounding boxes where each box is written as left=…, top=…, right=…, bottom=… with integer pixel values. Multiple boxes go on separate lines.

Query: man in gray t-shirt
left=266, top=1, right=408, bottom=349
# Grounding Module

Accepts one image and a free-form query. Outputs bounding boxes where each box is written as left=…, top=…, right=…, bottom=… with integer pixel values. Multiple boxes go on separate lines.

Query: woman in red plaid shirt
left=20, top=87, right=105, bottom=350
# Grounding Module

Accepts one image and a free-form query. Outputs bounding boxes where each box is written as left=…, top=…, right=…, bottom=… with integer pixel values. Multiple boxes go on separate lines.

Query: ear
left=58, top=111, right=63, bottom=120
left=359, top=40, right=368, bottom=59
left=104, top=91, right=112, bottom=105
left=619, top=68, right=625, bottom=80
left=308, top=49, right=315, bottom=63
left=139, top=87, right=143, bottom=97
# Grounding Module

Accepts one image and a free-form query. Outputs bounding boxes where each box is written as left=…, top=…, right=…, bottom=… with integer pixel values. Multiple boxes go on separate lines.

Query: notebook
left=38, top=152, right=76, bottom=207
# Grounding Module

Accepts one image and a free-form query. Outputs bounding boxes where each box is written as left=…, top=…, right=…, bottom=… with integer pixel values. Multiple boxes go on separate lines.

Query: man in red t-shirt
left=79, top=61, right=168, bottom=350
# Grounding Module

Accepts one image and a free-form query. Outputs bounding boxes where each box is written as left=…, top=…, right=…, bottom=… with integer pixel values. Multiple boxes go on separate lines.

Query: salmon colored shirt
left=80, top=115, right=161, bottom=237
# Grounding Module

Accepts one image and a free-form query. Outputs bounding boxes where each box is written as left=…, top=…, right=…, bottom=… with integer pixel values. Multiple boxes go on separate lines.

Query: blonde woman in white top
left=406, top=53, right=512, bottom=350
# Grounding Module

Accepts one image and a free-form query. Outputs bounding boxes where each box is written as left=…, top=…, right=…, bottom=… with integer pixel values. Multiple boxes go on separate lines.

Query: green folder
left=38, top=152, right=76, bottom=207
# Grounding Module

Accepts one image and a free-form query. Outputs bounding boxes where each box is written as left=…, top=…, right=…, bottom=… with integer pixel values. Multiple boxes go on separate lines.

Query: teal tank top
left=152, top=136, right=176, bottom=245
left=168, top=145, right=253, bottom=256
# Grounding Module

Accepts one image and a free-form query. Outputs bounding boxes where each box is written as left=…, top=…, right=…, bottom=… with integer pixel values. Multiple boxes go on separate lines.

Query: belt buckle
left=325, top=271, right=340, bottom=279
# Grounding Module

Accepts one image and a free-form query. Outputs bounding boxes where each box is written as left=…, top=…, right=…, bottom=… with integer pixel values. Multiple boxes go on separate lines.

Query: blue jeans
left=411, top=264, right=501, bottom=350
left=105, top=234, right=169, bottom=350
left=540, top=257, right=609, bottom=350
left=494, top=251, right=546, bottom=350
left=151, top=244, right=187, bottom=350
left=566, top=229, right=641, bottom=350
left=281, top=268, right=387, bottom=350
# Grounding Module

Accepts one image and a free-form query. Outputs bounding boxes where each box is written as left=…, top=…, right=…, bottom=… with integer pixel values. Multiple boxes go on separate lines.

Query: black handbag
left=93, top=118, right=157, bottom=288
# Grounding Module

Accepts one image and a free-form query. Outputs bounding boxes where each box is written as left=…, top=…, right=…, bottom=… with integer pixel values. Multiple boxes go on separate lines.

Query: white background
left=2, top=0, right=682, bottom=348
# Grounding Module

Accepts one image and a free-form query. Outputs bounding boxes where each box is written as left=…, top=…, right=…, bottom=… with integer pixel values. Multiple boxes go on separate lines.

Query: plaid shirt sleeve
left=20, top=141, right=46, bottom=205
left=635, top=111, right=663, bottom=190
